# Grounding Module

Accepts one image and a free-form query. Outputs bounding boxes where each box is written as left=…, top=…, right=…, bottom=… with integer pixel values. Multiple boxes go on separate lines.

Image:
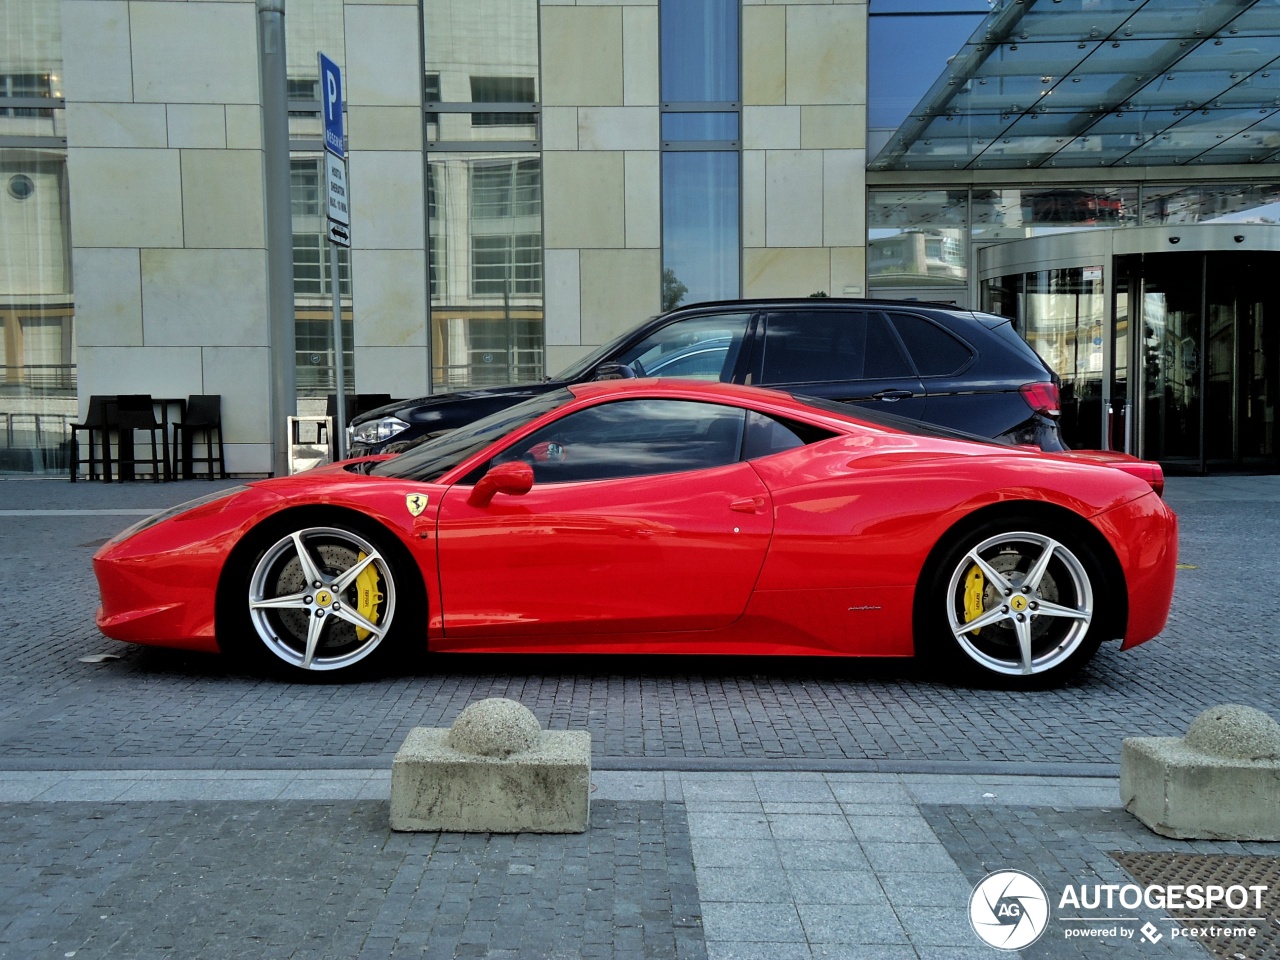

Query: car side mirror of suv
left=593, top=363, right=637, bottom=381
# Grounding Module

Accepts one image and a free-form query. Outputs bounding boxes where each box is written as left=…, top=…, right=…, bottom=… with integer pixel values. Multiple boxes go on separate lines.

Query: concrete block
left=391, top=699, right=591, bottom=833
left=1121, top=704, right=1280, bottom=841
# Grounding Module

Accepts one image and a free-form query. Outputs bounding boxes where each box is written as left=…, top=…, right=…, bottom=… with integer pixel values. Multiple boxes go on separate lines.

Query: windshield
left=371, top=389, right=574, bottom=481
left=551, top=320, right=658, bottom=381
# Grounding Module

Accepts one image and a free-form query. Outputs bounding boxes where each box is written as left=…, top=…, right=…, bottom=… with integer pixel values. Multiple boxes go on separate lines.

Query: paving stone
left=0, top=799, right=707, bottom=960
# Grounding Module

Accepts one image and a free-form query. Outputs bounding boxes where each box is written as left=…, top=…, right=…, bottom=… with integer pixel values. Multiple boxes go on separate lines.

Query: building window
left=471, top=234, right=542, bottom=297
left=470, top=158, right=540, bottom=220
left=0, top=0, right=73, bottom=476
left=424, top=0, right=544, bottom=390
left=469, top=76, right=537, bottom=127
left=0, top=72, right=56, bottom=117
left=660, top=0, right=739, bottom=103
left=290, top=159, right=322, bottom=218
left=659, top=0, right=741, bottom=307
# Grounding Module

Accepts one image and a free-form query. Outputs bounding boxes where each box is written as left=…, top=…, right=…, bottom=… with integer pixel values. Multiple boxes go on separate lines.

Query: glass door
left=1135, top=254, right=1205, bottom=469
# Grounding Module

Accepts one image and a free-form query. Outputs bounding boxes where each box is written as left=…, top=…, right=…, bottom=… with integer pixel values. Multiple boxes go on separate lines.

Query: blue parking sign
left=318, top=52, right=344, bottom=158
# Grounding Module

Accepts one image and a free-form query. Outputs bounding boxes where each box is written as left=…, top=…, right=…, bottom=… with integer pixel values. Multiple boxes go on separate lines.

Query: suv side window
left=614, top=313, right=752, bottom=381
left=758, top=311, right=912, bottom=384
left=886, top=313, right=973, bottom=377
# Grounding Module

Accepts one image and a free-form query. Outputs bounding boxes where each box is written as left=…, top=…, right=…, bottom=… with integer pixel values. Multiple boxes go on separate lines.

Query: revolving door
left=980, top=226, right=1280, bottom=472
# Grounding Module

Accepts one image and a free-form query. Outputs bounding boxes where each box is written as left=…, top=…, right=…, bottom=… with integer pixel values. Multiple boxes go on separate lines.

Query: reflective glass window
left=662, top=153, right=740, bottom=305
left=867, top=2, right=985, bottom=150
left=970, top=186, right=1137, bottom=239
left=428, top=153, right=544, bottom=388
left=660, top=0, right=739, bottom=103
left=425, top=0, right=544, bottom=390
left=661, top=113, right=739, bottom=142
left=425, top=0, right=540, bottom=144
left=867, top=189, right=969, bottom=295
left=0, top=0, right=71, bottom=475
left=1141, top=184, right=1280, bottom=225
left=469, top=76, right=537, bottom=127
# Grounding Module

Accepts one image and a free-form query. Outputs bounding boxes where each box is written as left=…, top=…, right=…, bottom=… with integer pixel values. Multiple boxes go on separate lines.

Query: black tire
left=225, top=519, right=413, bottom=679
left=918, top=518, right=1107, bottom=687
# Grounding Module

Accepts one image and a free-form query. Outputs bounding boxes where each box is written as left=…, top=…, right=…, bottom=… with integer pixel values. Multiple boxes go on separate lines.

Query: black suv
left=348, top=299, right=1065, bottom=456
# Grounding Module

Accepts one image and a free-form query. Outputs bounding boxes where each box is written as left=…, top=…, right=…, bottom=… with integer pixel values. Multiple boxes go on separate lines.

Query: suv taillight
left=1019, top=382, right=1060, bottom=418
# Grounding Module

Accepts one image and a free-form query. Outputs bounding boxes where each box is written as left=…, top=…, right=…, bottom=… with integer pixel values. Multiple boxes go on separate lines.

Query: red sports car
left=94, top=380, right=1177, bottom=686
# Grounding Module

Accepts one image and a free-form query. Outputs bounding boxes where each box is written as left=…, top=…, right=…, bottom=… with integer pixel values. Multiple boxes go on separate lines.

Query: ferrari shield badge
left=405, top=493, right=429, bottom=517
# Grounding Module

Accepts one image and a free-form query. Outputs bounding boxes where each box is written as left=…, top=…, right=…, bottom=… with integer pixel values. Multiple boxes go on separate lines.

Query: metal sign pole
left=259, top=0, right=297, bottom=477
left=319, top=51, right=350, bottom=461
left=330, top=233, right=347, bottom=460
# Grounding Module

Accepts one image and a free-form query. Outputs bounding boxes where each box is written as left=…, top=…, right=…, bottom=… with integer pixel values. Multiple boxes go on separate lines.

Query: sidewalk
left=3, top=766, right=1276, bottom=959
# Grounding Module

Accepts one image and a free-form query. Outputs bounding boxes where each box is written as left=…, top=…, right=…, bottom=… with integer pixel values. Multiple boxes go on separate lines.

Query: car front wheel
left=925, top=522, right=1105, bottom=686
left=244, top=524, right=399, bottom=676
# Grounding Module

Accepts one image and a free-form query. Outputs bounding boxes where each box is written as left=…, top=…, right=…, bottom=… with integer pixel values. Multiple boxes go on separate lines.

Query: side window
left=758, top=311, right=911, bottom=384
left=887, top=313, right=973, bottom=377
left=615, top=313, right=752, bottom=381
left=491, top=399, right=746, bottom=482
left=742, top=411, right=836, bottom=460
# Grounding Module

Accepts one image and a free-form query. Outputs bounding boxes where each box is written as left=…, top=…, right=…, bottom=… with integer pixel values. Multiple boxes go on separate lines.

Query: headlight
left=350, top=416, right=410, bottom=445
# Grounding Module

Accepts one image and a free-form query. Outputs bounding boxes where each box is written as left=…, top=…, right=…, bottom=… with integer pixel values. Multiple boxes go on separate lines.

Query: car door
left=746, top=309, right=927, bottom=419
left=435, top=398, right=774, bottom=640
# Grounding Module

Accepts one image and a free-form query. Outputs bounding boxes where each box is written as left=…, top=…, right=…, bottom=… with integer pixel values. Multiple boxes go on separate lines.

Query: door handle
left=730, top=495, right=766, bottom=514
left=872, top=390, right=914, bottom=401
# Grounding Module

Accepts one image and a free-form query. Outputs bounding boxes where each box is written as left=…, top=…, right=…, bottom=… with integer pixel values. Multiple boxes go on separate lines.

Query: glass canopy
left=870, top=0, right=1280, bottom=170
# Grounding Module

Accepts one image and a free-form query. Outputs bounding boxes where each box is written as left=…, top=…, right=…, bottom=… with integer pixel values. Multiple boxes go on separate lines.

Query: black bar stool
left=69, top=395, right=115, bottom=482
left=174, top=395, right=228, bottom=479
left=112, top=395, right=164, bottom=482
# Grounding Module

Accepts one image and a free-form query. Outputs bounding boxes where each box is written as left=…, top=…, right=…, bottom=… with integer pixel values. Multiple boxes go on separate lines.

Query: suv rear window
left=886, top=313, right=972, bottom=377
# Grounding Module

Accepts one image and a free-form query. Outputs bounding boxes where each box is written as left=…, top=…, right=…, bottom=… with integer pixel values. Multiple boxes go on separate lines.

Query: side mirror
left=593, top=362, right=636, bottom=381
left=467, top=460, right=534, bottom=508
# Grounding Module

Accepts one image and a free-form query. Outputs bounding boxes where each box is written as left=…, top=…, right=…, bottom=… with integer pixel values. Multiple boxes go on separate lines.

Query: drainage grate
left=1113, top=853, right=1280, bottom=960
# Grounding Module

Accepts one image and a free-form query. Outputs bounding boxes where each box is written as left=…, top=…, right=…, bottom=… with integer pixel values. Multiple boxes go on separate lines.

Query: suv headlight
left=350, top=415, right=410, bottom=445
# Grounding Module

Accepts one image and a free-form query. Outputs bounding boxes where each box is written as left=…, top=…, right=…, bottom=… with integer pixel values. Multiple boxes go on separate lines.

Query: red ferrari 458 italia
left=94, top=380, right=1177, bottom=686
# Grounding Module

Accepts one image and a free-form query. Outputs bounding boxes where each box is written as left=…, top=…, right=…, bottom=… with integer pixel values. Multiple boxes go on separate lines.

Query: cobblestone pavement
left=0, top=793, right=702, bottom=960
left=4, top=770, right=1275, bottom=959
left=1, top=476, right=1277, bottom=769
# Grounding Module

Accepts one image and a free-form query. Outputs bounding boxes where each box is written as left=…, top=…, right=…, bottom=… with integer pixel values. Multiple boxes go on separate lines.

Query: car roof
left=663, top=297, right=975, bottom=314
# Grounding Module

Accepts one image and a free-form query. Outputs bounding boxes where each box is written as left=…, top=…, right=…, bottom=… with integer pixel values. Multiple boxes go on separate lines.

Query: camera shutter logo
left=969, top=870, right=1050, bottom=950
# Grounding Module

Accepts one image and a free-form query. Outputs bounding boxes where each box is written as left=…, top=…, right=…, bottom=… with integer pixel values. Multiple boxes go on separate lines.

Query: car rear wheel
left=244, top=524, right=399, bottom=676
left=924, top=522, right=1105, bottom=686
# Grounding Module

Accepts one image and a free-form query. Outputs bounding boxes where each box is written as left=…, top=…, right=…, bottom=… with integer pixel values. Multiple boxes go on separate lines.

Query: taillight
left=1019, top=381, right=1061, bottom=418
left=1113, top=461, right=1165, bottom=498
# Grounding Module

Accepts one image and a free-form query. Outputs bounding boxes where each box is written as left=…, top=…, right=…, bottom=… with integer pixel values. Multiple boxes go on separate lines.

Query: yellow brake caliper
left=962, top=565, right=985, bottom=635
left=354, top=551, right=384, bottom=641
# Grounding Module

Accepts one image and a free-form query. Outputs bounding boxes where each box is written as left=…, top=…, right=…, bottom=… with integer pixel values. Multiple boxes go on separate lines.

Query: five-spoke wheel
left=926, top=522, right=1106, bottom=684
left=246, top=525, right=398, bottom=674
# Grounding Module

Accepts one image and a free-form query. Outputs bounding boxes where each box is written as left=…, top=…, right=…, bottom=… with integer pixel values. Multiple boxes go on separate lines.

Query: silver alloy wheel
left=248, top=526, right=396, bottom=672
left=945, top=530, right=1093, bottom=677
